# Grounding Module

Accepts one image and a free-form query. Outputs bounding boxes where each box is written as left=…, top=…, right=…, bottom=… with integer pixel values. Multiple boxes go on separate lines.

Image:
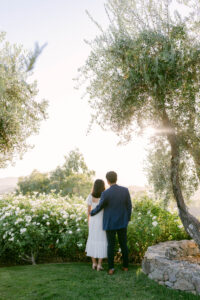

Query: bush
left=0, top=193, right=88, bottom=264
left=0, top=194, right=188, bottom=265
left=127, top=197, right=189, bottom=262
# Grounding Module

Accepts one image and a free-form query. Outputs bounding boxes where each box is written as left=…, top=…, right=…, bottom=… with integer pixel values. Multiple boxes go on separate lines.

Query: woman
left=85, top=179, right=107, bottom=271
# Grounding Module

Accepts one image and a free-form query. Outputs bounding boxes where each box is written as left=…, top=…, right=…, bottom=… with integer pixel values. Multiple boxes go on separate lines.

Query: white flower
left=20, top=228, right=27, bottom=234
left=178, top=224, right=183, bottom=229
left=15, top=218, right=23, bottom=225
left=4, top=212, right=11, bottom=217
left=25, top=216, right=32, bottom=223
left=147, top=210, right=151, bottom=215
left=56, top=239, right=59, bottom=244
left=77, top=243, right=82, bottom=248
left=152, top=221, right=158, bottom=227
left=138, top=217, right=141, bottom=220
left=9, top=237, right=14, bottom=241
left=138, top=212, right=141, bottom=216
left=77, top=228, right=80, bottom=232
left=46, top=222, right=50, bottom=226
left=152, top=216, right=157, bottom=220
left=64, top=221, right=68, bottom=225
left=69, top=230, right=72, bottom=234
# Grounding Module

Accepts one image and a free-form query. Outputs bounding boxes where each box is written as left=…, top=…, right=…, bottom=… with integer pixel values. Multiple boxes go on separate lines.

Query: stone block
left=168, top=270, right=178, bottom=283
left=192, top=277, right=200, bottom=293
left=149, top=269, right=164, bottom=281
left=165, top=281, right=173, bottom=288
left=174, top=279, right=194, bottom=291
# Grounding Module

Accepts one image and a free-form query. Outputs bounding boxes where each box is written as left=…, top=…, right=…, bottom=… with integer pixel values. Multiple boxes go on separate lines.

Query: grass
left=0, top=263, right=199, bottom=300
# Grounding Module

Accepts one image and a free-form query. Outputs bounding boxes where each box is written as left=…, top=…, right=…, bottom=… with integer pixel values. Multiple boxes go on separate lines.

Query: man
left=90, top=171, right=132, bottom=275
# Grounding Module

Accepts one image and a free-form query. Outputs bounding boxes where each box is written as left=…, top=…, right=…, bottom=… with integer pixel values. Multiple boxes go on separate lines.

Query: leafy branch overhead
left=79, top=0, right=200, bottom=245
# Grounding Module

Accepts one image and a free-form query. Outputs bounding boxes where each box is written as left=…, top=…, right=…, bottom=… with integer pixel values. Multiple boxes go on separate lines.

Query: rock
left=168, top=271, right=177, bottom=283
left=149, top=270, right=163, bottom=281
left=192, top=277, right=200, bottom=293
left=163, top=272, right=169, bottom=281
left=174, top=279, right=194, bottom=291
left=142, top=258, right=153, bottom=274
left=142, top=240, right=200, bottom=295
left=165, top=281, right=173, bottom=288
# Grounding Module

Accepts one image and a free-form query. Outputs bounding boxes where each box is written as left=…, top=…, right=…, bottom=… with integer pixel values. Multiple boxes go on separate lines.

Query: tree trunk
left=162, top=111, right=200, bottom=247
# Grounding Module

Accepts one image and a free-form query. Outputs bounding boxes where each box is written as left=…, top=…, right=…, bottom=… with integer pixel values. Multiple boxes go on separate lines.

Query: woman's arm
left=87, top=205, right=91, bottom=226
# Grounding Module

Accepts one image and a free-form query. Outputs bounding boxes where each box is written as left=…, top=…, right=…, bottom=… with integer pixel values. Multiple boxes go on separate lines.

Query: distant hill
left=0, top=177, right=18, bottom=194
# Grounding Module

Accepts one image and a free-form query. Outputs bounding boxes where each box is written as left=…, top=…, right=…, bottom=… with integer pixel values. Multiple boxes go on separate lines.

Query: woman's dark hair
left=106, top=171, right=117, bottom=184
left=91, top=179, right=105, bottom=198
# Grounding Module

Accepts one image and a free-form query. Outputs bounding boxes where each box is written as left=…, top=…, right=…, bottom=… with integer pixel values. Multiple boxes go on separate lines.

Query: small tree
left=79, top=0, right=200, bottom=245
left=0, top=32, right=48, bottom=167
left=17, top=149, right=95, bottom=198
left=50, top=149, right=95, bottom=198
left=17, top=170, right=50, bottom=195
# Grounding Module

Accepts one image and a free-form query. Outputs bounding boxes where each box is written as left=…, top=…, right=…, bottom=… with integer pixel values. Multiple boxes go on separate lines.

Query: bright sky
left=0, top=0, right=157, bottom=186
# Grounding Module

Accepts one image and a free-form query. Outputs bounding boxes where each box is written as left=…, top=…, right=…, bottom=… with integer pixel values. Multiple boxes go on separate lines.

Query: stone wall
left=142, top=240, right=200, bottom=295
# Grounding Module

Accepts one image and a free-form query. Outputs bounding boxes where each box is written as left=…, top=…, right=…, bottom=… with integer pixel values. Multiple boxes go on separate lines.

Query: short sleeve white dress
left=85, top=194, right=107, bottom=258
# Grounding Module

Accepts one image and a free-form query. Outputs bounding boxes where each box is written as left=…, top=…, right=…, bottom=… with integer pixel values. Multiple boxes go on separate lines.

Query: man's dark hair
left=106, top=171, right=117, bottom=184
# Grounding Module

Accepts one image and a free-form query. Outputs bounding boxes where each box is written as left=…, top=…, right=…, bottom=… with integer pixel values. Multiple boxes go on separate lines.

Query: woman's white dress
left=85, top=194, right=107, bottom=258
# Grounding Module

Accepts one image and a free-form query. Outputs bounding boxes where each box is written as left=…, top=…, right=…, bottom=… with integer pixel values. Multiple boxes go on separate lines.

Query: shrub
left=0, top=193, right=88, bottom=264
left=127, top=197, right=189, bottom=262
left=0, top=194, right=188, bottom=265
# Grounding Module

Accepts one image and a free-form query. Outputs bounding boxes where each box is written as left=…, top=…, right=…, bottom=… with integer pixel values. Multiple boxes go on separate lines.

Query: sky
left=0, top=0, right=156, bottom=186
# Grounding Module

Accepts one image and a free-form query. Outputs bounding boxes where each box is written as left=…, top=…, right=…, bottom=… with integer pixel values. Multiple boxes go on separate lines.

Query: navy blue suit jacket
left=90, top=184, right=132, bottom=230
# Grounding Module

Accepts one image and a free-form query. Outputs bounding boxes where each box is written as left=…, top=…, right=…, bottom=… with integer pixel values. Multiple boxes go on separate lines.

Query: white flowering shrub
left=0, top=193, right=88, bottom=264
left=127, top=197, right=189, bottom=263
left=0, top=194, right=189, bottom=265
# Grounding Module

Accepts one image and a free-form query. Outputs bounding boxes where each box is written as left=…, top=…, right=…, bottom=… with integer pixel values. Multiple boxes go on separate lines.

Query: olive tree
left=0, top=32, right=48, bottom=167
left=79, top=0, right=200, bottom=245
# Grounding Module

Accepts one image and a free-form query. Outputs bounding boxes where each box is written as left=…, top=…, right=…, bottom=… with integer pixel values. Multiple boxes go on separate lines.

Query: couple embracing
left=86, top=171, right=132, bottom=275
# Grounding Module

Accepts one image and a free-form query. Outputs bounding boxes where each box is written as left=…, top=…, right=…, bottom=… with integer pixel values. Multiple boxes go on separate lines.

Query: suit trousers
left=106, top=227, right=128, bottom=269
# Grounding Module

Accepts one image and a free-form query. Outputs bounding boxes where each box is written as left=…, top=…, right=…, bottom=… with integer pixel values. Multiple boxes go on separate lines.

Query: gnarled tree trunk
left=162, top=111, right=200, bottom=247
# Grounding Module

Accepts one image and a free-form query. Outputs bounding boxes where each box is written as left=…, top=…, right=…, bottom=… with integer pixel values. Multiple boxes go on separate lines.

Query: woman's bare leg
left=97, top=258, right=103, bottom=271
left=92, top=257, right=97, bottom=269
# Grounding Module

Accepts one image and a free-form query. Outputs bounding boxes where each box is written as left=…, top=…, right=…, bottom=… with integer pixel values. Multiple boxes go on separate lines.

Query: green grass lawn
left=0, top=263, right=199, bottom=300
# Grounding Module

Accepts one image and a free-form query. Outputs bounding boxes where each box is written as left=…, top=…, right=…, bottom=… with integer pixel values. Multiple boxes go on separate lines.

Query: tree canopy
left=17, top=149, right=95, bottom=198
left=79, top=0, right=200, bottom=245
left=0, top=32, right=48, bottom=168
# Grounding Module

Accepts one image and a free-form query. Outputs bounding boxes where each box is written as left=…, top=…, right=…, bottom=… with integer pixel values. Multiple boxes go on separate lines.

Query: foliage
left=17, top=149, right=95, bottom=198
left=17, top=170, right=51, bottom=196
left=0, top=193, right=88, bottom=264
left=78, top=0, right=200, bottom=244
left=128, top=197, right=189, bottom=262
left=145, top=139, right=199, bottom=205
left=1, top=264, right=199, bottom=300
left=0, top=193, right=188, bottom=265
left=50, top=149, right=95, bottom=198
left=0, top=32, right=48, bottom=168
